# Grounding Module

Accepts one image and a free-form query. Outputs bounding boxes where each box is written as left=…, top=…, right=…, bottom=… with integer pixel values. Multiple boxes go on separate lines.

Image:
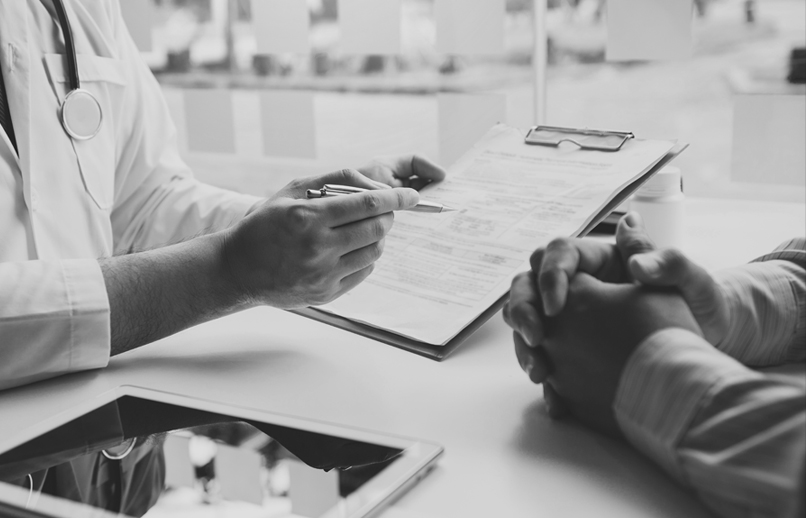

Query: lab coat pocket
left=44, top=54, right=127, bottom=211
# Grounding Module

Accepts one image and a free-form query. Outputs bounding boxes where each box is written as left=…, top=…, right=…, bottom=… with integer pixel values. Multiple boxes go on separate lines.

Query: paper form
left=119, top=0, right=154, bottom=52
left=606, top=0, right=693, bottom=61
left=259, top=90, right=317, bottom=158
left=318, top=125, right=675, bottom=345
left=252, top=0, right=310, bottom=54
left=183, top=89, right=236, bottom=154
left=731, top=95, right=806, bottom=187
left=339, top=0, right=402, bottom=55
left=435, top=0, right=505, bottom=55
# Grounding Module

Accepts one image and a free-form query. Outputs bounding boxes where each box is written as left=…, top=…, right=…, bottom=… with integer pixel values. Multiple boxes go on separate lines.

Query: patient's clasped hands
left=503, top=213, right=730, bottom=437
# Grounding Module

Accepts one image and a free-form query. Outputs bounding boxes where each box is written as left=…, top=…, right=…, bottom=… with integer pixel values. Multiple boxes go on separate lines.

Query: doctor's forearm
left=99, top=232, right=250, bottom=356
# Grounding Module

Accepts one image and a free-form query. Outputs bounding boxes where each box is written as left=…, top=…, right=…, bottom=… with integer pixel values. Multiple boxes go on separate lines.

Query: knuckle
left=661, top=247, right=686, bottom=272
left=310, top=274, right=335, bottom=300
left=287, top=177, right=305, bottom=191
left=306, top=236, right=328, bottom=258
left=286, top=203, right=314, bottom=230
left=511, top=271, right=530, bottom=288
left=529, top=248, right=545, bottom=270
left=340, top=168, right=362, bottom=184
left=546, top=237, right=571, bottom=253
left=364, top=193, right=381, bottom=212
left=664, top=247, right=685, bottom=262
left=627, top=235, right=654, bottom=252
left=373, top=216, right=391, bottom=239
left=509, top=303, right=532, bottom=327
left=368, top=242, right=384, bottom=262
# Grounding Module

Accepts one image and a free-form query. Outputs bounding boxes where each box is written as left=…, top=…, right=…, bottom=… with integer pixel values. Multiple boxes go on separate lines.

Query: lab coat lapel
left=0, top=4, right=33, bottom=204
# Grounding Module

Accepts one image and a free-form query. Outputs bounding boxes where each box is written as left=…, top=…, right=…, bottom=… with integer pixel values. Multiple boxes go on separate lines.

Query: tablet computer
left=0, top=386, right=442, bottom=518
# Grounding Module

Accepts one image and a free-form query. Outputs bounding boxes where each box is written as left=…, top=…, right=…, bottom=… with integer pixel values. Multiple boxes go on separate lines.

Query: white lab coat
left=0, top=1, right=260, bottom=390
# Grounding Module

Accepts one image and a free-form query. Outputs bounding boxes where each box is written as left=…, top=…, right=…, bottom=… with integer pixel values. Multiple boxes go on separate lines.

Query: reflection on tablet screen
left=0, top=395, right=414, bottom=518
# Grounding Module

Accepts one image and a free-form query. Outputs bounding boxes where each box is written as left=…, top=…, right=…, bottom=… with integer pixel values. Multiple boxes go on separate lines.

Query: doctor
left=0, top=1, right=446, bottom=390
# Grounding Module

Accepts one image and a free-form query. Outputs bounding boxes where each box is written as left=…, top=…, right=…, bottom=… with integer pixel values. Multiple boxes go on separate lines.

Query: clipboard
left=525, top=125, right=635, bottom=151
left=292, top=126, right=688, bottom=361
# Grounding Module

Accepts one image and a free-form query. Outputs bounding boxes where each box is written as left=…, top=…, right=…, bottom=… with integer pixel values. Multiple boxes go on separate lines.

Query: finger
left=537, top=239, right=580, bottom=317
left=337, top=239, right=386, bottom=277
left=409, top=155, right=447, bottom=183
left=543, top=382, right=569, bottom=419
left=535, top=238, right=624, bottom=316
left=506, top=271, right=544, bottom=347
left=389, top=154, right=448, bottom=182
left=528, top=247, right=545, bottom=273
left=313, top=169, right=384, bottom=192
left=513, top=332, right=552, bottom=384
left=319, top=188, right=419, bottom=227
left=615, top=212, right=657, bottom=271
left=357, top=162, right=399, bottom=188
left=629, top=248, right=722, bottom=325
left=370, top=155, right=447, bottom=190
left=336, top=264, right=375, bottom=297
left=330, top=213, right=394, bottom=254
left=629, top=248, right=705, bottom=289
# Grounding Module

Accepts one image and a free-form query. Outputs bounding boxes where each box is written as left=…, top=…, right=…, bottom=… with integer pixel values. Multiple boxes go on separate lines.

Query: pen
left=306, top=184, right=457, bottom=214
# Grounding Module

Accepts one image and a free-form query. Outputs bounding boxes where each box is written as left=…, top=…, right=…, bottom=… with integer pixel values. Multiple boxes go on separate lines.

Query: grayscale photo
left=0, top=1, right=803, bottom=517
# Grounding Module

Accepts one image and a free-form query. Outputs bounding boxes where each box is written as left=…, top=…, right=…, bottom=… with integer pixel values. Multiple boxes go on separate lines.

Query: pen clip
left=323, top=184, right=367, bottom=194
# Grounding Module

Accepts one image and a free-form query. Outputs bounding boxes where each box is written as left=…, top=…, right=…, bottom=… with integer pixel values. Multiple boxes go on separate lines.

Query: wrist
left=210, top=229, right=255, bottom=312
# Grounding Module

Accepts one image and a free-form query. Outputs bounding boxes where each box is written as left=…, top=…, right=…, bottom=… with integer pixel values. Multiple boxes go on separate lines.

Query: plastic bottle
left=629, top=166, right=685, bottom=250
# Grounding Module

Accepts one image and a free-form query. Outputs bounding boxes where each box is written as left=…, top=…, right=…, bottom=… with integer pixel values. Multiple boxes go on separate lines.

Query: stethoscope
left=22, top=439, right=135, bottom=509
left=52, top=0, right=103, bottom=141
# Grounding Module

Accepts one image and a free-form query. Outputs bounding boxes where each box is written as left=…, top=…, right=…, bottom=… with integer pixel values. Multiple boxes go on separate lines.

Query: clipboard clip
left=525, top=125, right=635, bottom=152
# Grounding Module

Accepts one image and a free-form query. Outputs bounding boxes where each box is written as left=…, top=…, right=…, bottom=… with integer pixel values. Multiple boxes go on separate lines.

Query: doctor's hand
left=223, top=169, right=419, bottom=309
left=358, top=154, right=447, bottom=191
left=519, top=273, right=702, bottom=437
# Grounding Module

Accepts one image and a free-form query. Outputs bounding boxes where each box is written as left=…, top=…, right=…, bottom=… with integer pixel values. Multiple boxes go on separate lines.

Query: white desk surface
left=0, top=198, right=804, bottom=518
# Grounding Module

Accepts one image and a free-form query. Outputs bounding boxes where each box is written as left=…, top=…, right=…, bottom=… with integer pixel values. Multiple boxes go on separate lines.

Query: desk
left=0, top=198, right=803, bottom=518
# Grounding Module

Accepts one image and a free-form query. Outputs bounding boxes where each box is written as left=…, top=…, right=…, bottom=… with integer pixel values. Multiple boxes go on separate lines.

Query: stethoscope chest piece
left=61, top=88, right=102, bottom=141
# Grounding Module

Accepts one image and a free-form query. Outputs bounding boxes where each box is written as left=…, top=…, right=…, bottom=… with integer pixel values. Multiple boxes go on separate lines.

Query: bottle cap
left=637, top=166, right=682, bottom=198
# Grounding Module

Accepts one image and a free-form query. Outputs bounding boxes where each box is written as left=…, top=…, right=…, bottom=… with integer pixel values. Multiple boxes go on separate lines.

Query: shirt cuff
left=62, top=259, right=111, bottom=372
left=614, top=328, right=752, bottom=482
left=713, top=261, right=804, bottom=365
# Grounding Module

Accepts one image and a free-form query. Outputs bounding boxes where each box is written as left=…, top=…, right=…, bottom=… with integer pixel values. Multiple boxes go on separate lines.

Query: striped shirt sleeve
left=712, top=238, right=806, bottom=366
left=615, top=329, right=805, bottom=518
left=614, top=238, right=806, bottom=518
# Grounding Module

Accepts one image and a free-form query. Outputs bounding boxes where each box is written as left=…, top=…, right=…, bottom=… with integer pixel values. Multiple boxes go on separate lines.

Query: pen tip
left=441, top=206, right=458, bottom=213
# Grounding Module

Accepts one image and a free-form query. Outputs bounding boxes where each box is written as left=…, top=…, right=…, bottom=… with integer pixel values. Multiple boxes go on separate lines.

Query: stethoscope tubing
left=51, top=0, right=80, bottom=92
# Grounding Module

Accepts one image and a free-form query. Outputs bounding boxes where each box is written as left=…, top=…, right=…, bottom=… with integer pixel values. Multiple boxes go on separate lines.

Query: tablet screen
left=0, top=389, right=441, bottom=518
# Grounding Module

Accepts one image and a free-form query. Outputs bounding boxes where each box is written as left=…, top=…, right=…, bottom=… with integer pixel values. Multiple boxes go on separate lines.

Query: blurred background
left=134, top=0, right=805, bottom=202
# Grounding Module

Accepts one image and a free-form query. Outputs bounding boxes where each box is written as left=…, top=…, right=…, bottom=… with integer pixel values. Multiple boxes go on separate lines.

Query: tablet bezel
left=0, top=385, right=443, bottom=518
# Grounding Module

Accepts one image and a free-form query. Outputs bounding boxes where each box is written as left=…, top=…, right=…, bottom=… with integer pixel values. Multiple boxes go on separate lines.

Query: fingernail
left=521, top=327, right=536, bottom=348
left=624, top=212, right=642, bottom=228
left=635, top=254, right=662, bottom=276
left=523, top=355, right=534, bottom=377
